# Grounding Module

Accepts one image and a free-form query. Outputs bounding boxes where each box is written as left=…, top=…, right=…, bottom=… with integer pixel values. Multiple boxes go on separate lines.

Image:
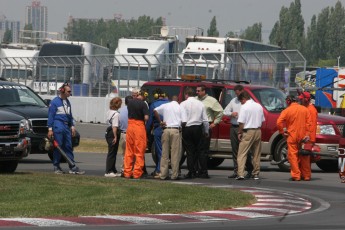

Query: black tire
left=274, top=138, right=290, bottom=172
left=151, top=142, right=186, bottom=167
left=0, top=161, right=19, bottom=173
left=316, top=160, right=338, bottom=172
left=207, top=158, right=224, bottom=169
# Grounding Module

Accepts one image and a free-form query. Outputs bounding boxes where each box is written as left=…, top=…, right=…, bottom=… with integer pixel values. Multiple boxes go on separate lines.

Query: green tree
left=327, top=2, right=345, bottom=62
left=207, top=16, right=219, bottom=37
left=3, top=29, right=12, bottom=43
left=23, top=24, right=34, bottom=43
left=269, top=0, right=304, bottom=51
left=239, top=23, right=262, bottom=42
left=305, top=15, right=318, bottom=64
left=225, top=31, right=238, bottom=38
left=64, top=16, right=163, bottom=53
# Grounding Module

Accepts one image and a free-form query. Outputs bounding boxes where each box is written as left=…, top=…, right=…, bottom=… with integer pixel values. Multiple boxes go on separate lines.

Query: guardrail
left=0, top=50, right=306, bottom=97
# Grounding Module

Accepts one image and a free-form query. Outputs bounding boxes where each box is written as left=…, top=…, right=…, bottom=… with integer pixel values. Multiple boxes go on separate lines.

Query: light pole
left=338, top=56, right=341, bottom=69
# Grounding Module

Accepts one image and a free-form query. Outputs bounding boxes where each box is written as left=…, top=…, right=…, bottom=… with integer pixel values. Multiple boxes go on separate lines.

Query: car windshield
left=141, top=85, right=181, bottom=104
left=251, top=88, right=287, bottom=112
left=0, top=85, right=47, bottom=107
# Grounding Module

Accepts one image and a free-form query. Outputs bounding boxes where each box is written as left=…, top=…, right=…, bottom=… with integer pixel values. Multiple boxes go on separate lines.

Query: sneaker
left=54, top=167, right=64, bottom=174
left=151, top=171, right=159, bottom=176
left=235, top=176, right=245, bottom=180
left=114, top=172, right=122, bottom=177
left=69, top=166, right=85, bottom=175
left=253, top=175, right=260, bottom=180
left=154, top=173, right=161, bottom=179
left=104, top=172, right=116, bottom=177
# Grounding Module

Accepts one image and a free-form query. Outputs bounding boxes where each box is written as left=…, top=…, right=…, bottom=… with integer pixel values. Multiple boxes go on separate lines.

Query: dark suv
left=0, top=81, right=80, bottom=162
left=0, top=109, right=31, bottom=173
left=142, top=79, right=345, bottom=172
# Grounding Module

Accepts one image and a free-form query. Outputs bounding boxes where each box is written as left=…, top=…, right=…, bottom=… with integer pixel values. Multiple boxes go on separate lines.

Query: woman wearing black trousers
left=105, top=97, right=122, bottom=177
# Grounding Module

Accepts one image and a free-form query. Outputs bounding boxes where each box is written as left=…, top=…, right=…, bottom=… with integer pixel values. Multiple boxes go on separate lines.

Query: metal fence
left=0, top=50, right=306, bottom=97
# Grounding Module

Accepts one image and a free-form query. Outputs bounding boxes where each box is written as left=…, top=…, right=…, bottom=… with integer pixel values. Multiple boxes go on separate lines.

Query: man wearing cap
left=277, top=95, right=312, bottom=181
left=298, top=91, right=318, bottom=181
left=146, top=88, right=169, bottom=177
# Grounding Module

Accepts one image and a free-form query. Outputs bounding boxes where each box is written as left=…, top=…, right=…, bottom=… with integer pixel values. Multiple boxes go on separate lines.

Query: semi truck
left=178, top=36, right=282, bottom=83
left=33, top=40, right=109, bottom=96
left=113, top=36, right=178, bottom=96
left=0, top=43, right=39, bottom=88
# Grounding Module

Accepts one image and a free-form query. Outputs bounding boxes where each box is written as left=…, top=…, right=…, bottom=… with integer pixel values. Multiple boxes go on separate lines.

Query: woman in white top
left=105, top=97, right=122, bottom=177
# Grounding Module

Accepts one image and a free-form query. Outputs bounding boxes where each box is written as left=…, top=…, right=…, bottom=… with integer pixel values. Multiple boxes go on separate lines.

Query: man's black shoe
left=228, top=174, right=237, bottom=179
left=244, top=173, right=252, bottom=179
left=184, top=172, right=196, bottom=179
left=235, top=176, right=245, bottom=180
left=198, top=173, right=210, bottom=179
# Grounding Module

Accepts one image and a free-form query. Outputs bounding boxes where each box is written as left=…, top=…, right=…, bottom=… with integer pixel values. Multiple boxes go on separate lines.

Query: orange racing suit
left=277, top=102, right=312, bottom=180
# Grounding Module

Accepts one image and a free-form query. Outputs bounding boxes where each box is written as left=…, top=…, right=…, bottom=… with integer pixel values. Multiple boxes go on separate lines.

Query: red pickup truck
left=142, top=79, right=345, bottom=172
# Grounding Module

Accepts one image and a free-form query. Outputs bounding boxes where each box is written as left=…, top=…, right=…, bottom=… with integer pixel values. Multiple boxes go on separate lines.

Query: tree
left=327, top=2, right=345, bottom=62
left=64, top=16, right=163, bottom=53
left=239, top=23, right=262, bottom=42
left=3, top=29, right=12, bottom=43
left=305, top=15, right=318, bottom=64
left=207, top=16, right=219, bottom=37
left=225, top=31, right=238, bottom=38
left=23, top=24, right=34, bottom=44
left=269, top=0, right=304, bottom=51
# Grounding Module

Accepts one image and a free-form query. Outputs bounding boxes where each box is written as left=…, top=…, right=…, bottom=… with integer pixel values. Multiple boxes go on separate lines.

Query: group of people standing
left=48, top=82, right=317, bottom=182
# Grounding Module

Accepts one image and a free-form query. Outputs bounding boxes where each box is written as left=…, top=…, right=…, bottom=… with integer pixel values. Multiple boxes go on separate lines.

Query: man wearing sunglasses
left=47, top=82, right=85, bottom=175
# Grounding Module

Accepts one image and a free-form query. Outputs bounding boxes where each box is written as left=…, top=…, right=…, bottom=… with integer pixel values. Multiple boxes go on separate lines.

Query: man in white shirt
left=236, top=91, right=265, bottom=180
left=154, top=95, right=182, bottom=180
left=223, top=85, right=253, bottom=179
left=180, top=87, right=209, bottom=179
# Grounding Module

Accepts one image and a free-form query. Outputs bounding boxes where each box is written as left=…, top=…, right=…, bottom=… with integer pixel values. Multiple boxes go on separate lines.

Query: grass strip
left=74, top=138, right=107, bottom=153
left=0, top=172, right=255, bottom=218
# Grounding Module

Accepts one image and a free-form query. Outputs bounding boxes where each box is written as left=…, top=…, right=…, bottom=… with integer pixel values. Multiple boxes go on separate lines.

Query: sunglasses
left=67, top=91, right=72, bottom=93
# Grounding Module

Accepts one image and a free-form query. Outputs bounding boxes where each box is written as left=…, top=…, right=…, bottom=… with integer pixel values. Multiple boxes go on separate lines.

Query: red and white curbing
left=0, top=187, right=312, bottom=227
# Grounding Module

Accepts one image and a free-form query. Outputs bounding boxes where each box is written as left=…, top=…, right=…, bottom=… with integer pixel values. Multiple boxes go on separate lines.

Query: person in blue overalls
left=47, top=82, right=85, bottom=175
left=146, top=88, right=169, bottom=178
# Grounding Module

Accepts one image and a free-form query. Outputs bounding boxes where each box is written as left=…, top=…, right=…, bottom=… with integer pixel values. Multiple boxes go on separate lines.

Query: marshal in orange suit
left=277, top=95, right=312, bottom=181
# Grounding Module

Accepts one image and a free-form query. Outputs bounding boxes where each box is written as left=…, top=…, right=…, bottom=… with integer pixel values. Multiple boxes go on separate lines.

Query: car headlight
left=19, top=119, right=30, bottom=135
left=317, top=124, right=336, bottom=135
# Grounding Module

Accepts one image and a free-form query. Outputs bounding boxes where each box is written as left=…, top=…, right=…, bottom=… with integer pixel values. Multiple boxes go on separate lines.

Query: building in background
left=25, top=1, right=48, bottom=34
left=0, top=14, right=21, bottom=43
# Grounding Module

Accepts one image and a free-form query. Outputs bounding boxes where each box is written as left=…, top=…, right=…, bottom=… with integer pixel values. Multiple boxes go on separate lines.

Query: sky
left=1, top=0, right=345, bottom=42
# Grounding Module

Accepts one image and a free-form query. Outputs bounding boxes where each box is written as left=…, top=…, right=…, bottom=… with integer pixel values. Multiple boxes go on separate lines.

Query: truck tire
left=316, top=160, right=338, bottom=172
left=207, top=158, right=224, bottom=169
left=274, top=138, right=290, bottom=172
left=151, top=143, right=186, bottom=167
left=0, top=161, right=18, bottom=173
